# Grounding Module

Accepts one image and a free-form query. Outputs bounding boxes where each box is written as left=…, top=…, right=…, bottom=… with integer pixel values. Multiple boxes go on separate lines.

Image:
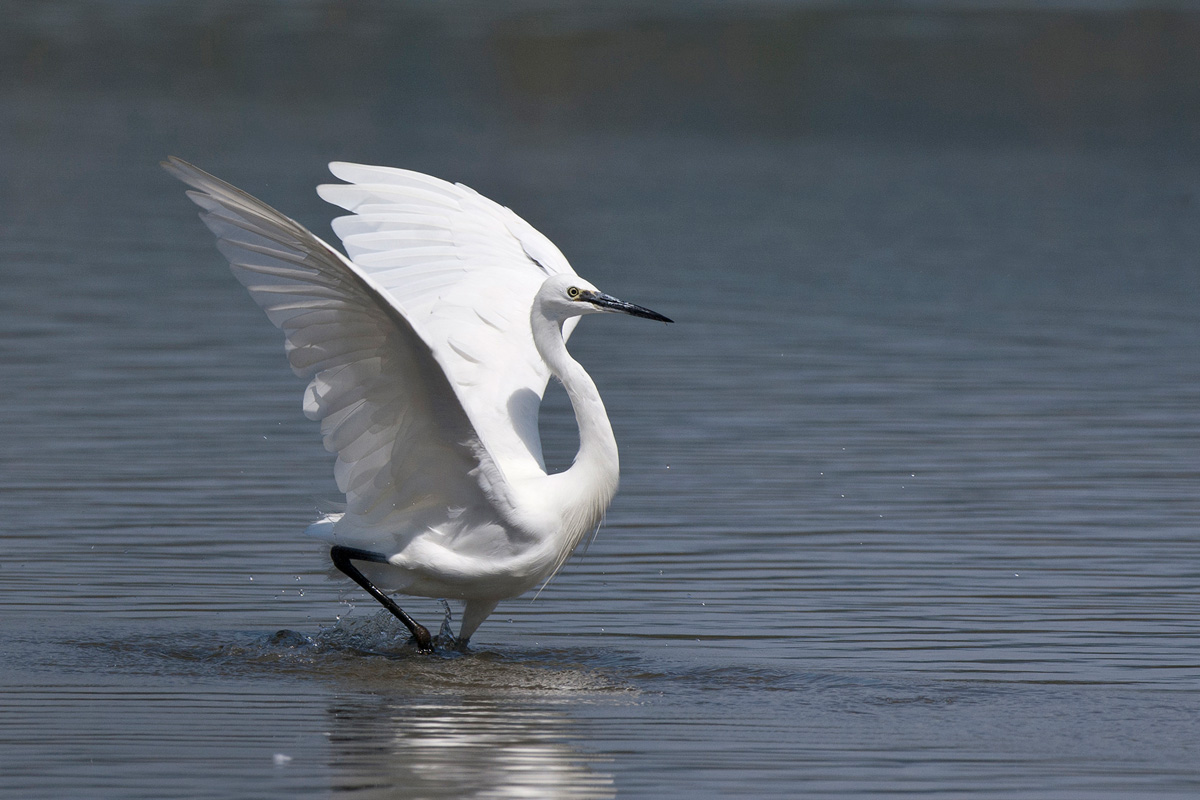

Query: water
left=3, top=2, right=1200, bottom=797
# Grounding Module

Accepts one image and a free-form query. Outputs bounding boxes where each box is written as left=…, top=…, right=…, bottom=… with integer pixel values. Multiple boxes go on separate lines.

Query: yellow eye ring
left=567, top=286, right=581, bottom=299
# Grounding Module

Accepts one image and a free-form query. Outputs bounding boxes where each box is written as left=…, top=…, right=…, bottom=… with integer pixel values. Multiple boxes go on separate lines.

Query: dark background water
left=3, top=2, right=1200, bottom=797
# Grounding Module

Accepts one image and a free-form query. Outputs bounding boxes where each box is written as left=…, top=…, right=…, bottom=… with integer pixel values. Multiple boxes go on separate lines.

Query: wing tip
left=161, top=155, right=249, bottom=204
left=161, top=154, right=199, bottom=184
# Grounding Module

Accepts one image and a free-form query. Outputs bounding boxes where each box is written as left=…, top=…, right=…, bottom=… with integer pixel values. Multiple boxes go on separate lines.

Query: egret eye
left=567, top=286, right=581, bottom=299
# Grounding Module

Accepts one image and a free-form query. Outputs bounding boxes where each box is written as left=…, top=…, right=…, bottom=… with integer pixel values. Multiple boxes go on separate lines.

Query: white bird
left=164, top=157, right=671, bottom=651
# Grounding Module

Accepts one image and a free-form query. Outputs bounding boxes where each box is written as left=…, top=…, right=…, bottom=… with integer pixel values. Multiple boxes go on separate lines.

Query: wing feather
left=164, top=157, right=496, bottom=553
left=317, top=163, right=581, bottom=480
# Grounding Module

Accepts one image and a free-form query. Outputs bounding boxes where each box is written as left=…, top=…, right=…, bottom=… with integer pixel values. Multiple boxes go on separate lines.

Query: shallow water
left=3, top=2, right=1200, bottom=797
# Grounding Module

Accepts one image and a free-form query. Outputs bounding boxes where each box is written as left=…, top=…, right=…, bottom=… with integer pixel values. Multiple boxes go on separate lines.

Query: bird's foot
left=403, top=621, right=433, bottom=653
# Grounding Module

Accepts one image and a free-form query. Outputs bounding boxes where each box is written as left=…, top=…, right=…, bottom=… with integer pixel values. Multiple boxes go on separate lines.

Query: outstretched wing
left=316, top=163, right=580, bottom=482
left=163, top=157, right=493, bottom=549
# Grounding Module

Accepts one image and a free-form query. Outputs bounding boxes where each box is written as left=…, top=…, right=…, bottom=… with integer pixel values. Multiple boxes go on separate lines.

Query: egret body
left=165, top=158, right=671, bottom=650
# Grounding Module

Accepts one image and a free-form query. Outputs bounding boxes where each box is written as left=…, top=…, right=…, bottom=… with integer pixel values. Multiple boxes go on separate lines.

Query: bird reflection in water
left=325, top=696, right=615, bottom=799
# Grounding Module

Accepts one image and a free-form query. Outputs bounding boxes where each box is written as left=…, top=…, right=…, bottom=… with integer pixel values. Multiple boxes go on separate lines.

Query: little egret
left=164, top=158, right=671, bottom=651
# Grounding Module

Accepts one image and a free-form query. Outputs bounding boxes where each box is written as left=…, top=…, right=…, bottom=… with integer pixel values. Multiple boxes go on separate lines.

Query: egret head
left=538, top=274, right=673, bottom=324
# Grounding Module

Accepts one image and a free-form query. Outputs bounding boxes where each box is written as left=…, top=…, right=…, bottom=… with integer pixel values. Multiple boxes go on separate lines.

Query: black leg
left=330, top=546, right=433, bottom=653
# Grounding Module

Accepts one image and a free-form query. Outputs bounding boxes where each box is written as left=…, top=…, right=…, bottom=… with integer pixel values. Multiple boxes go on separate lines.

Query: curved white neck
left=531, top=311, right=620, bottom=537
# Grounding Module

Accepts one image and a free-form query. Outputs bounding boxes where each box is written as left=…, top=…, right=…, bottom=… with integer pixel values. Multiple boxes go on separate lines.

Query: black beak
left=583, top=291, right=673, bottom=323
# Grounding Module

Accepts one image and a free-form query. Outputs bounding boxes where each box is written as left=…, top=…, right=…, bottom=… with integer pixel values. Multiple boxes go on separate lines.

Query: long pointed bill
left=585, top=291, right=673, bottom=323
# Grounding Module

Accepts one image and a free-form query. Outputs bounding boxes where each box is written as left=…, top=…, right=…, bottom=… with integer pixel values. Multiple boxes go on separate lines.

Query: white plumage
left=165, top=158, right=671, bottom=647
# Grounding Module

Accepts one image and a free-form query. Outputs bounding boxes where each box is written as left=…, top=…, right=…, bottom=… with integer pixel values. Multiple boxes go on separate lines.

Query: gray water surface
left=3, top=2, right=1200, bottom=797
